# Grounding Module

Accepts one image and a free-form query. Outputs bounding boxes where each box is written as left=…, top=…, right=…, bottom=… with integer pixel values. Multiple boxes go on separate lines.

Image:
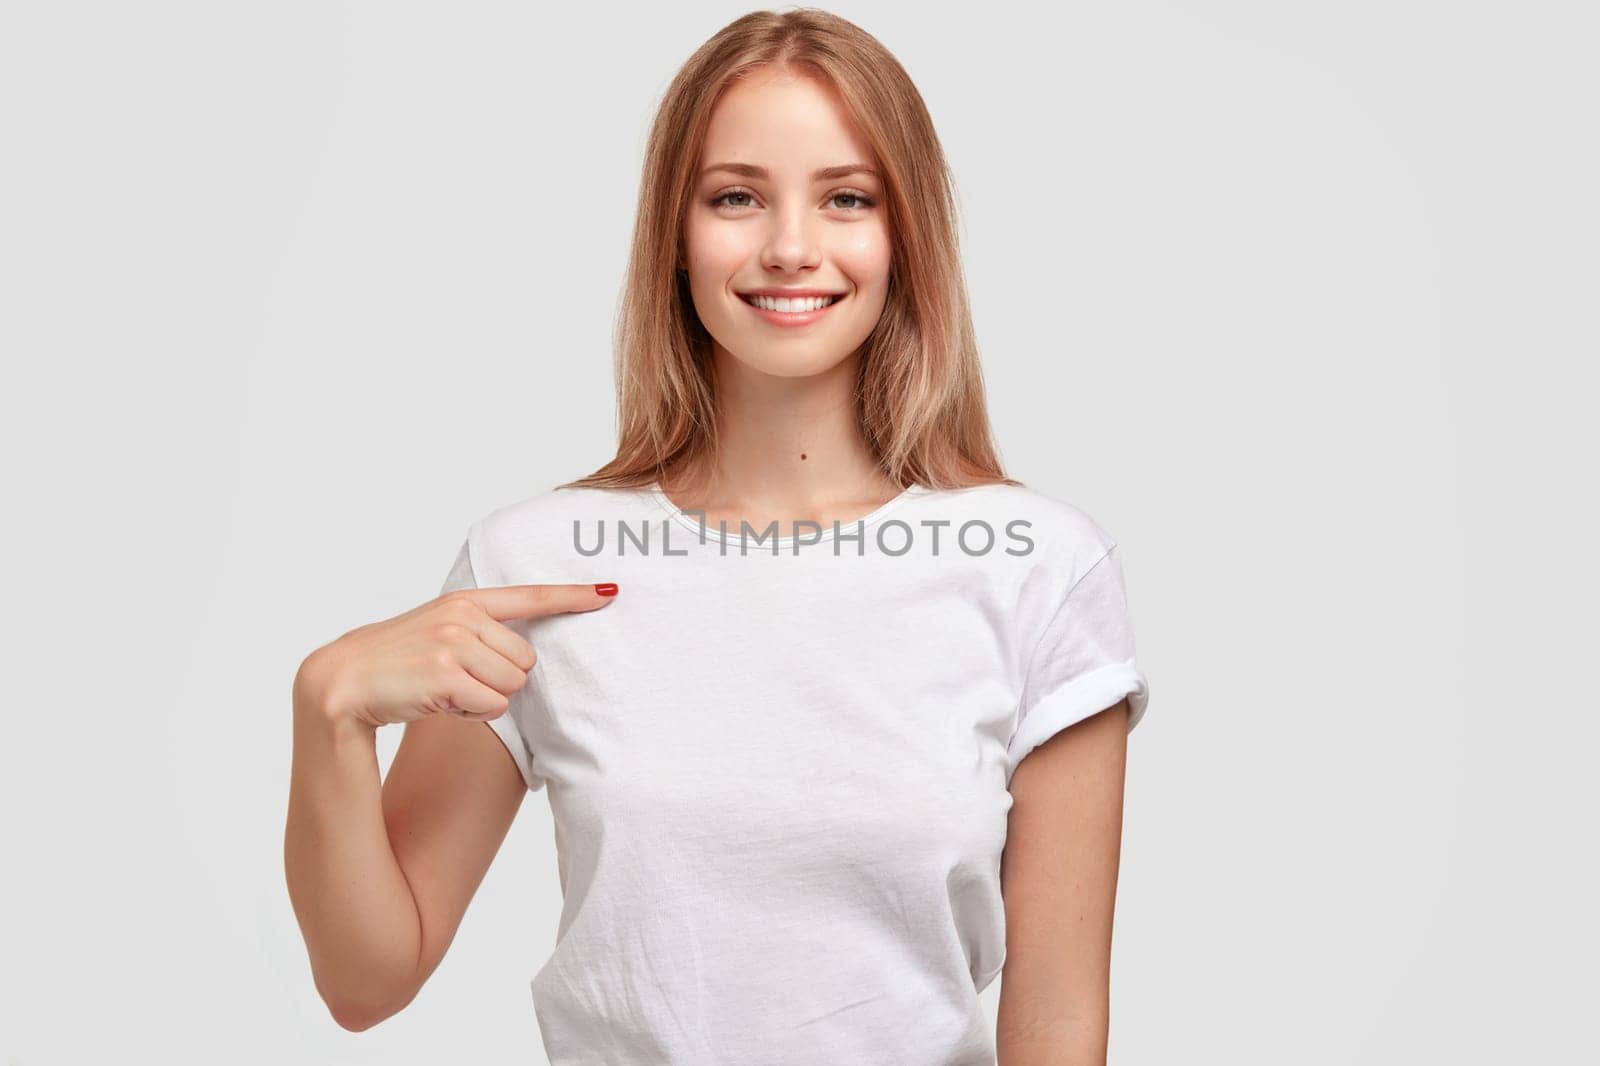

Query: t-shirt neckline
left=645, top=480, right=925, bottom=546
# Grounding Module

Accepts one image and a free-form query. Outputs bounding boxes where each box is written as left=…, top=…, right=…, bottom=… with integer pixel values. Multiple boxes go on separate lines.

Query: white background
left=2, top=1, right=1595, bottom=1062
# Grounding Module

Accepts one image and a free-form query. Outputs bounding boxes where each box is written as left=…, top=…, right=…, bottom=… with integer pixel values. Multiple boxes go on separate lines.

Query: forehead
left=700, top=70, right=876, bottom=174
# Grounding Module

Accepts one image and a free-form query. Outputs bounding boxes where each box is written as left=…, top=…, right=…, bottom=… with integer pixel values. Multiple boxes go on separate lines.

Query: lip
left=737, top=291, right=847, bottom=328
left=738, top=288, right=846, bottom=298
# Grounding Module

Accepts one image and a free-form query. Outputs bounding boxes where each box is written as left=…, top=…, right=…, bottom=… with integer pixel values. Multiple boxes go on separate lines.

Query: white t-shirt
left=437, top=479, right=1150, bottom=1064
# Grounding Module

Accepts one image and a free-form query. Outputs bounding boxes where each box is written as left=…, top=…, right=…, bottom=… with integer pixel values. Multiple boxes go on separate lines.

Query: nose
left=759, top=203, right=822, bottom=274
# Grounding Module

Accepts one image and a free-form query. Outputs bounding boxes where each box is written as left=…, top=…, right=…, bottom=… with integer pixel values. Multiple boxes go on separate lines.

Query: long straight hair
left=559, top=7, right=1021, bottom=495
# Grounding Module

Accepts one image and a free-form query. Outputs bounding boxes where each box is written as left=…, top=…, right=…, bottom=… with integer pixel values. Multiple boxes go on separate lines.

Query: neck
left=662, top=347, right=900, bottom=513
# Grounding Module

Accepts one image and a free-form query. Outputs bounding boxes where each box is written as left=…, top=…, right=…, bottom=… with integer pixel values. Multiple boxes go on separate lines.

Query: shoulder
left=922, top=480, right=1119, bottom=580
left=464, top=483, right=648, bottom=569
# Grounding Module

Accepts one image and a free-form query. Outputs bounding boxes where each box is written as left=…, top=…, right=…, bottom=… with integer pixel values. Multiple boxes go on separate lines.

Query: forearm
left=283, top=663, right=422, bottom=1028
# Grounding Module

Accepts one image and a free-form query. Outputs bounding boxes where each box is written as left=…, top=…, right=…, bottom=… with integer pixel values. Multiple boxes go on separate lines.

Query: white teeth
left=743, top=293, right=840, bottom=313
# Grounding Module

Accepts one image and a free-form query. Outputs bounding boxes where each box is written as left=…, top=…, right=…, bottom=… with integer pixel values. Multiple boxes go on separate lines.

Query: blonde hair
left=560, top=7, right=1021, bottom=495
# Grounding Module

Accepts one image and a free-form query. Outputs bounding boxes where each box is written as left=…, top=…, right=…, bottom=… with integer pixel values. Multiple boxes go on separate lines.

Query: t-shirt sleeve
left=440, top=537, right=543, bottom=792
left=1006, top=543, right=1151, bottom=782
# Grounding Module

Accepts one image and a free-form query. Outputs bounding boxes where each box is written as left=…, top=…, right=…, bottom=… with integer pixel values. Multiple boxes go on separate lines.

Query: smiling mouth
left=738, top=292, right=847, bottom=312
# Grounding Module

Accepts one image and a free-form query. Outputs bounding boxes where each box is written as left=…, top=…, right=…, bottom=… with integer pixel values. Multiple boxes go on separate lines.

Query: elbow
left=330, top=1004, right=382, bottom=1033
left=325, top=996, right=395, bottom=1033
left=321, top=978, right=418, bottom=1033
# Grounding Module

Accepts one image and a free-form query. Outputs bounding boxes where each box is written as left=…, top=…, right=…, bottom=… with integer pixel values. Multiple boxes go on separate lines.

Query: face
left=682, top=68, right=892, bottom=379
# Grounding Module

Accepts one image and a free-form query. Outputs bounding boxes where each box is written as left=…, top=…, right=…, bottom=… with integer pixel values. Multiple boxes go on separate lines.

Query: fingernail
left=594, top=583, right=618, bottom=596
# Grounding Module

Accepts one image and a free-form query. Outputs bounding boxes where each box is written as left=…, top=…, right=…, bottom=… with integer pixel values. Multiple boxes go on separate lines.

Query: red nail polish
left=594, top=583, right=618, bottom=596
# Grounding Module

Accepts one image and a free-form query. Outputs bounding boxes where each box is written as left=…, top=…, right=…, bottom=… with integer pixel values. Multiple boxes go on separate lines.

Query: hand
left=298, top=582, right=619, bottom=730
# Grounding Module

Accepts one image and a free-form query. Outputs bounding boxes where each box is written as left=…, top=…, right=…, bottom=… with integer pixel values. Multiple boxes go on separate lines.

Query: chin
left=723, top=343, right=859, bottom=379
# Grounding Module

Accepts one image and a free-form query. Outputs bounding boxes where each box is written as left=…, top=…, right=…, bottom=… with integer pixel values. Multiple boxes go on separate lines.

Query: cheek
left=684, top=214, right=750, bottom=275
left=835, top=225, right=892, bottom=289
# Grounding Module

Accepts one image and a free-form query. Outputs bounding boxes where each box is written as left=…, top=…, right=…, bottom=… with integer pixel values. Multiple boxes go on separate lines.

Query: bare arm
left=996, top=698, right=1130, bottom=1066
left=380, top=690, right=530, bottom=998
left=283, top=655, right=526, bottom=1031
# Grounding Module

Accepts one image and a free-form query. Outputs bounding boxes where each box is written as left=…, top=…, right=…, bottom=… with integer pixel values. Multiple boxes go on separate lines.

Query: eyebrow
left=700, top=162, right=880, bottom=182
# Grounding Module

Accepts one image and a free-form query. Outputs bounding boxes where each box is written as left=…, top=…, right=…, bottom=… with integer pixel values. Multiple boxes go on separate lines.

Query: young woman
left=286, top=9, right=1150, bottom=1064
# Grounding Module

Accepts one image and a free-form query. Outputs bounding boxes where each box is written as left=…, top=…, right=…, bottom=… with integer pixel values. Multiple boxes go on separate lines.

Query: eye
left=830, top=190, right=876, bottom=211
left=708, top=187, right=878, bottom=212
left=711, top=188, right=756, bottom=209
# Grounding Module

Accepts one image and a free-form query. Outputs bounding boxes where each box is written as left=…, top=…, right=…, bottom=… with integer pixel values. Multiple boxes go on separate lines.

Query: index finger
left=461, top=582, right=619, bottom=622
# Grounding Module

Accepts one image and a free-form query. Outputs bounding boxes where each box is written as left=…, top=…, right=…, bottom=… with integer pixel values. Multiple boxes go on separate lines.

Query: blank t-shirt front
left=437, top=479, right=1150, bottom=1065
